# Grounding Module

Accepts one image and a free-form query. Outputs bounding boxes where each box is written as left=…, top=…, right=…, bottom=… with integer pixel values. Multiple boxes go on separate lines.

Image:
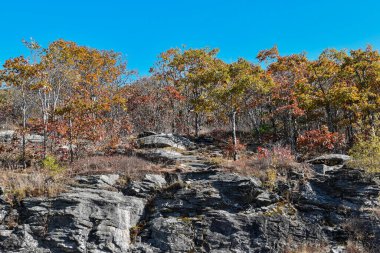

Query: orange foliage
left=297, top=126, right=345, bottom=156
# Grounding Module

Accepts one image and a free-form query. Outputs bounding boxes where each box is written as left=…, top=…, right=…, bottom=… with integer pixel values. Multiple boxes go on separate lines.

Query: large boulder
left=25, top=134, right=44, bottom=143
left=307, top=154, right=352, bottom=174
left=0, top=130, right=15, bottom=142
left=137, top=131, right=157, bottom=138
left=136, top=134, right=195, bottom=150
left=136, top=149, right=184, bottom=164
left=307, top=154, right=351, bottom=166
left=124, top=174, right=167, bottom=198
left=0, top=175, right=146, bottom=253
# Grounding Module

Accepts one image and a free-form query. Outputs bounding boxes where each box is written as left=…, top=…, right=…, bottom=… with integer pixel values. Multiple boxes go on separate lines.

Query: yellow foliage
left=42, top=155, right=65, bottom=175
left=263, top=168, right=277, bottom=191
left=349, top=134, right=380, bottom=173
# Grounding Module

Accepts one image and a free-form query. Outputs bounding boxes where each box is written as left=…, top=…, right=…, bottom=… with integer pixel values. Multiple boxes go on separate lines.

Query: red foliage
left=223, top=138, right=246, bottom=158
left=163, top=86, right=185, bottom=101
left=255, top=145, right=295, bottom=167
left=297, top=126, right=345, bottom=156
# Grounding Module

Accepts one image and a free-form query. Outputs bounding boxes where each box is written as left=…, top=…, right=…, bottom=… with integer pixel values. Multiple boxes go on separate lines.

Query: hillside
left=0, top=133, right=379, bottom=253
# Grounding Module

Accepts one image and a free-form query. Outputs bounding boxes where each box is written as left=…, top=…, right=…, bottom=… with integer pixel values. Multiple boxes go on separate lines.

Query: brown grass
left=283, top=242, right=329, bottom=253
left=68, top=155, right=162, bottom=180
left=346, top=240, right=367, bottom=253
left=221, top=158, right=267, bottom=178
left=0, top=155, right=162, bottom=204
left=0, top=168, right=69, bottom=204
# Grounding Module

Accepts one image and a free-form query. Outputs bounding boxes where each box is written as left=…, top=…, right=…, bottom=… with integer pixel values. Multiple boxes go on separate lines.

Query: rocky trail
left=0, top=133, right=379, bottom=252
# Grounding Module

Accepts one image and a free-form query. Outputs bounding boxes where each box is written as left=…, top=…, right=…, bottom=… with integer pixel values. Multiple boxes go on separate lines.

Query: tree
left=341, top=46, right=380, bottom=143
left=213, top=58, right=269, bottom=160
left=42, top=40, right=127, bottom=162
left=258, top=47, right=309, bottom=151
left=0, top=88, right=15, bottom=126
left=306, top=49, right=347, bottom=132
left=349, top=133, right=380, bottom=173
left=0, top=56, right=39, bottom=168
left=152, top=47, right=224, bottom=136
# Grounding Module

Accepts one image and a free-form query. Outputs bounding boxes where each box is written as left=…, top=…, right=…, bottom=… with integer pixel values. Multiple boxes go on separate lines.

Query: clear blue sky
left=1, top=0, right=380, bottom=76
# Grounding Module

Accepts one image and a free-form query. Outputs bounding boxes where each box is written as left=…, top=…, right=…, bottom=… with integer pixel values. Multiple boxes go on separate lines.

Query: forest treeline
left=1, top=39, right=380, bottom=165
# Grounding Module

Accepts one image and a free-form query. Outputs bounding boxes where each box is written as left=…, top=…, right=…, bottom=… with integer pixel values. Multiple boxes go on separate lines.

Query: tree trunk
left=43, top=112, right=48, bottom=159
left=195, top=112, right=200, bottom=137
left=232, top=110, right=238, bottom=161
left=22, top=106, right=26, bottom=169
left=288, top=113, right=297, bottom=153
left=346, top=113, right=355, bottom=147
left=269, top=107, right=277, bottom=141
left=325, top=104, right=335, bottom=132
left=248, top=110, right=261, bottom=142
left=68, top=116, right=74, bottom=163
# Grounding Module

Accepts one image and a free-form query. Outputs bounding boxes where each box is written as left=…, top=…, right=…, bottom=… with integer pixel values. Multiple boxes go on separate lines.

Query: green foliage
left=42, top=155, right=65, bottom=174
left=349, top=134, right=380, bottom=173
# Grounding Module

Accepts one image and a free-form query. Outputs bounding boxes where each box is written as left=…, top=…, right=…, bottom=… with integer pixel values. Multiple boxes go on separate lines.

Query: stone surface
left=137, top=131, right=157, bottom=138
left=0, top=149, right=379, bottom=253
left=307, top=154, right=351, bottom=166
left=307, top=154, right=352, bottom=175
left=136, top=134, right=195, bottom=150
left=0, top=175, right=146, bottom=253
left=0, top=130, right=15, bottom=142
left=25, top=134, right=44, bottom=143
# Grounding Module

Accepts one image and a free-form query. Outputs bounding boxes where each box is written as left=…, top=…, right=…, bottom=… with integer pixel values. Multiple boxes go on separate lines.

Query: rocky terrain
left=0, top=133, right=379, bottom=252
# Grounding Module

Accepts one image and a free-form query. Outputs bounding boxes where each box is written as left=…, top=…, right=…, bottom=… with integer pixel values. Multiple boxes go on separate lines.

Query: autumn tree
left=258, top=46, right=309, bottom=151
left=45, top=40, right=127, bottom=162
left=0, top=88, right=15, bottom=126
left=305, top=49, right=348, bottom=132
left=213, top=58, right=269, bottom=160
left=152, top=48, right=224, bottom=136
left=340, top=46, right=380, bottom=143
left=0, top=56, right=39, bottom=168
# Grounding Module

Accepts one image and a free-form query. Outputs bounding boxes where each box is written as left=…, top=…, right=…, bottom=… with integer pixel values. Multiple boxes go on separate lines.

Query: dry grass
left=0, top=168, right=69, bottom=204
left=0, top=155, right=162, bottom=204
left=283, top=242, right=329, bottom=253
left=220, top=156, right=310, bottom=179
left=214, top=145, right=300, bottom=175
left=68, top=155, right=162, bottom=180
left=221, top=158, right=267, bottom=178
left=341, top=218, right=379, bottom=253
left=346, top=240, right=367, bottom=253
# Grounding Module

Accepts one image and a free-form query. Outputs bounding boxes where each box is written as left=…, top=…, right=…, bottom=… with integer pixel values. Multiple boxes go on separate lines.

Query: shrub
left=348, top=134, right=380, bottom=173
left=253, top=145, right=296, bottom=171
left=42, top=155, right=65, bottom=174
left=223, top=138, right=246, bottom=159
left=0, top=143, right=36, bottom=169
left=263, top=168, right=277, bottom=190
left=220, top=145, right=300, bottom=186
left=297, top=126, right=345, bottom=157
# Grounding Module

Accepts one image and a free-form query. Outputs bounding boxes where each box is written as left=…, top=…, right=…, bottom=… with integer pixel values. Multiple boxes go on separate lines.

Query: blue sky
left=1, top=0, right=380, bottom=76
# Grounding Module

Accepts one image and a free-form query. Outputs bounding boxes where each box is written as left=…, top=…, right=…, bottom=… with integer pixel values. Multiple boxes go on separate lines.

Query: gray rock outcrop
left=307, top=154, right=352, bottom=174
left=0, top=175, right=146, bottom=253
left=0, top=152, right=379, bottom=253
left=136, top=134, right=195, bottom=150
left=0, top=130, right=15, bottom=142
